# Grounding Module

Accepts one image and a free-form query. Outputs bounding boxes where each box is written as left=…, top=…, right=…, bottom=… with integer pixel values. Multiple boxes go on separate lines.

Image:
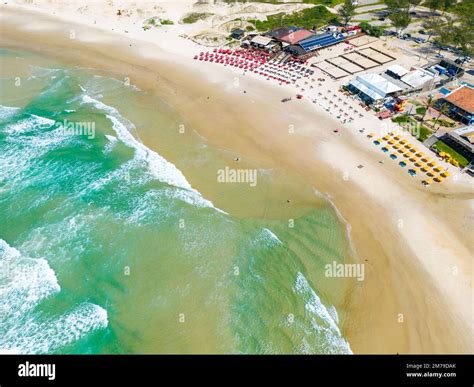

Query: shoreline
left=1, top=2, right=472, bottom=354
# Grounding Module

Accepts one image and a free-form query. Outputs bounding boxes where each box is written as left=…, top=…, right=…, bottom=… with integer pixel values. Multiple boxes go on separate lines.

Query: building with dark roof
left=439, top=125, right=474, bottom=163
left=230, top=29, right=245, bottom=40
left=266, top=27, right=301, bottom=40
left=284, top=32, right=346, bottom=57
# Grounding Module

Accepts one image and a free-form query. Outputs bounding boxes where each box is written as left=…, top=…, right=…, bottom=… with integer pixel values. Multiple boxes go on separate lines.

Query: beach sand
left=0, top=1, right=472, bottom=353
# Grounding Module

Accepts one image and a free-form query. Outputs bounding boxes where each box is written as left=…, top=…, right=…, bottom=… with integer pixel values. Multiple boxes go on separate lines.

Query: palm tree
left=421, top=96, right=435, bottom=122
left=433, top=102, right=450, bottom=131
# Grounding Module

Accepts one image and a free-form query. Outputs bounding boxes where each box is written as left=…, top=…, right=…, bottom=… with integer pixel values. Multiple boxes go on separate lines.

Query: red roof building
left=280, top=29, right=314, bottom=45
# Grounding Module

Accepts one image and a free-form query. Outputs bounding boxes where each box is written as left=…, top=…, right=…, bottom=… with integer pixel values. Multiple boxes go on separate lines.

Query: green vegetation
left=221, top=0, right=343, bottom=5
left=416, top=125, right=432, bottom=141
left=358, top=22, right=384, bottom=37
left=388, top=10, right=411, bottom=35
left=391, top=115, right=412, bottom=124
left=435, top=118, right=455, bottom=128
left=249, top=5, right=335, bottom=31
left=146, top=17, right=174, bottom=27
left=416, top=106, right=427, bottom=116
left=391, top=115, right=432, bottom=141
left=182, top=12, right=213, bottom=24
left=433, top=141, right=469, bottom=167
left=384, top=0, right=473, bottom=57
left=338, top=0, right=356, bottom=26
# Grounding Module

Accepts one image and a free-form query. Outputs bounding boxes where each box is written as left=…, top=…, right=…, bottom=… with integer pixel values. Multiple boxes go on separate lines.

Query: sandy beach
left=0, top=1, right=472, bottom=354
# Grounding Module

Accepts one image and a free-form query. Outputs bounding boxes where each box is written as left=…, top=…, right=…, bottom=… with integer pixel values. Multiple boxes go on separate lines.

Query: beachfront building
left=346, top=73, right=403, bottom=105
left=266, top=26, right=313, bottom=46
left=439, top=125, right=474, bottom=164
left=385, top=65, right=437, bottom=92
left=435, top=85, right=474, bottom=125
left=385, top=64, right=409, bottom=80
left=248, top=35, right=278, bottom=52
left=285, top=32, right=347, bottom=58
left=400, top=68, right=437, bottom=92
left=230, top=29, right=245, bottom=40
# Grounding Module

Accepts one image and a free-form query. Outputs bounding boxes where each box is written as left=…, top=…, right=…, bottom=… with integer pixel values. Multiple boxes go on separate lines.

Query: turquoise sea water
left=0, top=48, right=353, bottom=354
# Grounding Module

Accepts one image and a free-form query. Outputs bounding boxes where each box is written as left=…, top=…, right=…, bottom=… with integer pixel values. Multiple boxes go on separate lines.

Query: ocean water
left=0, top=48, right=353, bottom=354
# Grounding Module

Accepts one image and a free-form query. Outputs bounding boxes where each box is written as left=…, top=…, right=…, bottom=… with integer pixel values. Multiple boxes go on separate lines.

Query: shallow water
left=0, top=48, right=353, bottom=354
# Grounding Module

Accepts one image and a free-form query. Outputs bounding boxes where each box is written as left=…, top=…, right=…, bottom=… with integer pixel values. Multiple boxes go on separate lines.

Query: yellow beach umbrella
left=415, top=162, right=422, bottom=167
left=388, top=140, right=395, bottom=145
left=421, top=157, right=430, bottom=162
left=421, top=166, right=428, bottom=172
left=416, top=152, right=424, bottom=157
left=382, top=136, right=390, bottom=141
left=427, top=171, right=434, bottom=177
left=394, top=144, right=400, bottom=149
left=409, top=157, right=417, bottom=162
left=403, top=153, right=410, bottom=158
left=394, top=135, right=400, bottom=140
left=368, top=133, right=374, bottom=138
left=398, top=148, right=404, bottom=153
left=400, top=139, right=407, bottom=144
left=428, top=161, right=435, bottom=167
left=433, top=167, right=442, bottom=172
left=441, top=171, right=450, bottom=177
left=409, top=148, right=416, bottom=153
left=422, top=179, right=432, bottom=186
left=434, top=176, right=444, bottom=182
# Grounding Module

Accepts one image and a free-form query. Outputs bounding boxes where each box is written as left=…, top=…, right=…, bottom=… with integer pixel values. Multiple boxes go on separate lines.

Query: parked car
left=419, top=29, right=427, bottom=35
left=455, top=57, right=472, bottom=65
left=435, top=53, right=444, bottom=59
left=414, top=37, right=427, bottom=43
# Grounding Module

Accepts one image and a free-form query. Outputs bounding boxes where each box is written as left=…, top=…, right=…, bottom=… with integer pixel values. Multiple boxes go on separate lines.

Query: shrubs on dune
left=359, top=22, right=384, bottom=37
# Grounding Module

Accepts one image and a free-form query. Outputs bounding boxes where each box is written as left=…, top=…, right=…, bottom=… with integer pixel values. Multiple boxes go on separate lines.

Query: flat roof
left=251, top=35, right=273, bottom=46
left=387, top=64, right=409, bottom=77
left=401, top=68, right=435, bottom=89
left=454, top=125, right=474, bottom=143
left=444, top=85, right=474, bottom=113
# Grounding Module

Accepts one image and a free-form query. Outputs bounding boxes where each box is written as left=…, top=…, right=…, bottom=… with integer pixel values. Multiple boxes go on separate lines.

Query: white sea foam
left=4, top=114, right=55, bottom=135
left=294, top=272, right=352, bottom=354
left=0, top=105, right=20, bottom=121
left=262, top=228, right=282, bottom=245
left=81, top=94, right=225, bottom=212
left=0, top=239, right=108, bottom=354
left=103, top=134, right=118, bottom=154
